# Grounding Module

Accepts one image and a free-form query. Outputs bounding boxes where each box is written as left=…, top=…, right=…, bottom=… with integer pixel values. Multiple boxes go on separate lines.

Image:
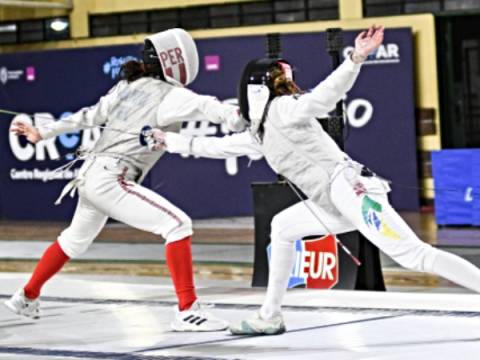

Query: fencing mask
left=144, top=28, right=199, bottom=86
left=238, top=58, right=294, bottom=135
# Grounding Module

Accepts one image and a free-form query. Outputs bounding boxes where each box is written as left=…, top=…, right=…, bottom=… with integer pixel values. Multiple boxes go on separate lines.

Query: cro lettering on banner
left=267, top=235, right=339, bottom=289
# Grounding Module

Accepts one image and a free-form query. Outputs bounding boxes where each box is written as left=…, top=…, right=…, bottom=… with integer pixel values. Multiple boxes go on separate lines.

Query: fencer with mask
left=7, top=28, right=244, bottom=332
left=145, top=25, right=480, bottom=335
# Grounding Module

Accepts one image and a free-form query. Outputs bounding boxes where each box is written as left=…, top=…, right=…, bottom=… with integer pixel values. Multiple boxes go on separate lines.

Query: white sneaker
left=171, top=300, right=228, bottom=332
left=230, top=311, right=286, bottom=335
left=3, top=289, right=40, bottom=319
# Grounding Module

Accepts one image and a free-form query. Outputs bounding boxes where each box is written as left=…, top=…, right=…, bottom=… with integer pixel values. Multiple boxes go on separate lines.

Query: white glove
left=142, top=128, right=167, bottom=151
left=224, top=106, right=246, bottom=132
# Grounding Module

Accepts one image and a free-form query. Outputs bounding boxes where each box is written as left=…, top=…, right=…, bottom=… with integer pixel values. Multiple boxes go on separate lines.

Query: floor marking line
left=1, top=294, right=478, bottom=316
left=0, top=346, right=240, bottom=360
left=360, top=337, right=480, bottom=350
left=0, top=322, right=34, bottom=329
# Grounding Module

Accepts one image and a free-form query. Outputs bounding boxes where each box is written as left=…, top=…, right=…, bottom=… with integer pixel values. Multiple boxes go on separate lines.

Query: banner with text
left=0, top=28, right=418, bottom=220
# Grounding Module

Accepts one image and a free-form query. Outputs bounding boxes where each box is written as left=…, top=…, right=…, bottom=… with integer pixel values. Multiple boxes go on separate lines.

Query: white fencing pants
left=261, top=165, right=480, bottom=319
left=58, top=157, right=192, bottom=258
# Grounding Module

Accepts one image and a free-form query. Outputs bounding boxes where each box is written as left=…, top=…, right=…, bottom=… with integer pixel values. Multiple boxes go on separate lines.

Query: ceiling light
left=50, top=19, right=68, bottom=32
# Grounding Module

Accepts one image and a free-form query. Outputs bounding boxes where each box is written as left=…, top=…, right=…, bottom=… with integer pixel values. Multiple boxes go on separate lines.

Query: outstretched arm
left=10, top=82, right=124, bottom=142
left=157, top=87, right=245, bottom=132
left=145, top=129, right=263, bottom=159
left=283, top=25, right=384, bottom=122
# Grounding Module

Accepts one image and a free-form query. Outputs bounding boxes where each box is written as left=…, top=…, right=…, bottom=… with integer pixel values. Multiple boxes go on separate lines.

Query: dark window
left=91, top=15, right=120, bottom=37
left=210, top=4, right=240, bottom=28
left=364, top=0, right=480, bottom=16
left=445, top=0, right=480, bottom=10
left=274, top=0, right=307, bottom=23
left=180, top=7, right=210, bottom=30
left=241, top=1, right=274, bottom=26
left=404, top=1, right=441, bottom=13
left=0, top=23, right=17, bottom=44
left=18, top=20, right=44, bottom=43
left=364, top=0, right=403, bottom=17
left=89, top=0, right=339, bottom=35
left=120, top=12, right=148, bottom=35
left=308, top=0, right=339, bottom=20
left=150, top=10, right=179, bottom=32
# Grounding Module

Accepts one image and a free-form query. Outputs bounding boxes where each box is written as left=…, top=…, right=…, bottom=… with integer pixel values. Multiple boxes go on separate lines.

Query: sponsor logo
left=0, top=66, right=24, bottom=85
left=362, top=195, right=401, bottom=240
left=343, top=43, right=400, bottom=65
left=103, top=55, right=138, bottom=79
left=267, top=235, right=339, bottom=289
left=26, top=66, right=36, bottom=82
left=204, top=55, right=220, bottom=71
left=464, top=187, right=474, bottom=203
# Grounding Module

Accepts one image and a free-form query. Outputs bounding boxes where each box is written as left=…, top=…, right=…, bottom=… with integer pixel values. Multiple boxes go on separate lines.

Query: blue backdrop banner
left=0, top=28, right=418, bottom=220
left=432, top=149, right=480, bottom=225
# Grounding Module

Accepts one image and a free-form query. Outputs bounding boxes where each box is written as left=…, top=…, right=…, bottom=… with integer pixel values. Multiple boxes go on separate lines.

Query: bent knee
left=391, top=243, right=439, bottom=272
left=58, top=231, right=95, bottom=258
left=164, top=216, right=193, bottom=244
left=270, top=213, right=285, bottom=239
left=270, top=213, right=297, bottom=245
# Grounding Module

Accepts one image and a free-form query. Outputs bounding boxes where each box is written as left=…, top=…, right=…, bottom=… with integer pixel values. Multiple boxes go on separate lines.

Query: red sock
left=165, top=236, right=197, bottom=311
left=24, top=240, right=70, bottom=300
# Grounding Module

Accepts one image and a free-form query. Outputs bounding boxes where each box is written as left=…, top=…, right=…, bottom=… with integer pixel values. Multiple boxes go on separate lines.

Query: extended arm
left=167, top=131, right=263, bottom=159
left=157, top=87, right=245, bottom=132
left=35, top=82, right=124, bottom=139
left=146, top=129, right=263, bottom=159
left=283, top=25, right=384, bottom=123
left=10, top=82, right=123, bottom=142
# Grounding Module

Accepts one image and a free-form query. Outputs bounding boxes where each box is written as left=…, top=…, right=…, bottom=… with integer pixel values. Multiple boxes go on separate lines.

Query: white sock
left=260, top=234, right=296, bottom=320
left=430, top=249, right=480, bottom=293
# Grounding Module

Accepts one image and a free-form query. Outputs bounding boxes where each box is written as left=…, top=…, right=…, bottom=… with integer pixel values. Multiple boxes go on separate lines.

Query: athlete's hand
left=352, top=25, right=385, bottom=63
left=225, top=107, right=246, bottom=132
left=144, top=128, right=167, bottom=151
left=10, top=120, right=42, bottom=143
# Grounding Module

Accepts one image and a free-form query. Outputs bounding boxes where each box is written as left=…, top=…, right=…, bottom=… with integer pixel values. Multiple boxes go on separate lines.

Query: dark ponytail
left=269, top=66, right=301, bottom=96
left=121, top=59, right=165, bottom=83
left=121, top=60, right=147, bottom=83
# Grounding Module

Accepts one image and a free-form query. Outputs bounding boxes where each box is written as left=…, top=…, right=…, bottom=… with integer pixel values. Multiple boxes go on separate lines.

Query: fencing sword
left=285, top=179, right=362, bottom=266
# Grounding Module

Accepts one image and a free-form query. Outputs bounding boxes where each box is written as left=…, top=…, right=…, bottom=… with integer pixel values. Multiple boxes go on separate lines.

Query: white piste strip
left=218, top=288, right=480, bottom=313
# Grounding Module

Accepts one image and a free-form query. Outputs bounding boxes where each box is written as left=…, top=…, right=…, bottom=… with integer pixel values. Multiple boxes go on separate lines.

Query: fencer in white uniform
left=6, top=28, right=243, bottom=331
left=146, top=25, right=480, bottom=335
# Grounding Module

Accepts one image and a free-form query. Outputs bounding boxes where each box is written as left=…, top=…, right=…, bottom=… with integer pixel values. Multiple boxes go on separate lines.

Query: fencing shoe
left=230, top=311, right=286, bottom=335
left=3, top=289, right=40, bottom=319
left=171, top=300, right=228, bottom=332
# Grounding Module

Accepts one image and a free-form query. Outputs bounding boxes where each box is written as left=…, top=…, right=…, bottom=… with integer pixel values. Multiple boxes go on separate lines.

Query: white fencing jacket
left=37, top=77, right=240, bottom=181
left=164, top=57, right=363, bottom=212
